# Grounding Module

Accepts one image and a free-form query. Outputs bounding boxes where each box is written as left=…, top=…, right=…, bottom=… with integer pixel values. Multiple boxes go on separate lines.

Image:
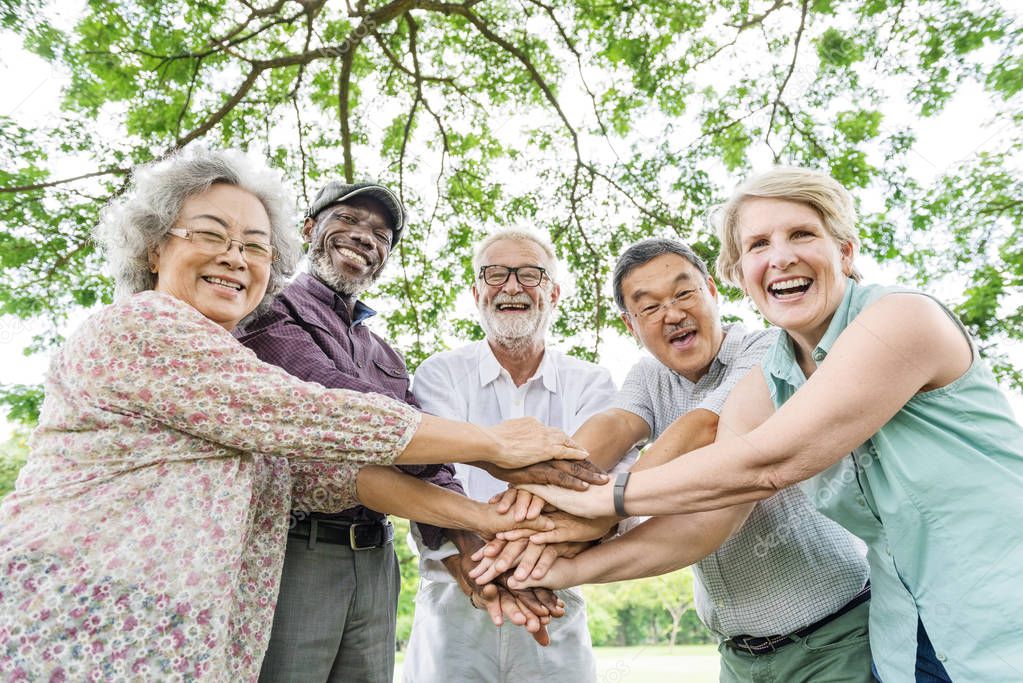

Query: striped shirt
left=614, top=323, right=869, bottom=637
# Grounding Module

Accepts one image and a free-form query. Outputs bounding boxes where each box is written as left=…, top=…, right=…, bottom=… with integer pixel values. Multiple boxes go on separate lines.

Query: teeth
left=770, top=277, right=811, bottom=292
left=497, top=304, right=528, bottom=310
left=338, top=248, right=368, bottom=266
left=204, top=276, right=242, bottom=290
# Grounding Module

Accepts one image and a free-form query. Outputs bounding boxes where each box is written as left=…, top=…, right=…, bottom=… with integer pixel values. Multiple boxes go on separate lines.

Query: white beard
left=310, top=247, right=377, bottom=297
left=477, top=292, right=552, bottom=351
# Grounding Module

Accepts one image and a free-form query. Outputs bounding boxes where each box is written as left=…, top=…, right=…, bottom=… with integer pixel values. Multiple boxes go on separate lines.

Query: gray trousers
left=259, top=532, right=400, bottom=683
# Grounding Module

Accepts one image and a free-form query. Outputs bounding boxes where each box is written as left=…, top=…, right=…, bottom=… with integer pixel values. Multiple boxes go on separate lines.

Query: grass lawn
left=395, top=644, right=720, bottom=682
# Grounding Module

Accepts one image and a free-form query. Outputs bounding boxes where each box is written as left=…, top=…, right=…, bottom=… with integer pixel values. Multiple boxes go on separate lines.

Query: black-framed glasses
left=629, top=286, right=703, bottom=324
left=477, top=265, right=548, bottom=287
left=168, top=227, right=276, bottom=263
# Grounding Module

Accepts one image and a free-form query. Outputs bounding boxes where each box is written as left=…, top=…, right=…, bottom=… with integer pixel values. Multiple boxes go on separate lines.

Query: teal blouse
left=761, top=279, right=1023, bottom=682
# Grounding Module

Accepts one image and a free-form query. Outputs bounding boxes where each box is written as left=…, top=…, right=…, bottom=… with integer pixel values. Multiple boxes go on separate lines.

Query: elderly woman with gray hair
left=0, top=148, right=584, bottom=680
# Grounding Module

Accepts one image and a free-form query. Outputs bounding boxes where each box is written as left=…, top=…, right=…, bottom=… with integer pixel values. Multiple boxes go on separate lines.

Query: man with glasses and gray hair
left=403, top=229, right=633, bottom=682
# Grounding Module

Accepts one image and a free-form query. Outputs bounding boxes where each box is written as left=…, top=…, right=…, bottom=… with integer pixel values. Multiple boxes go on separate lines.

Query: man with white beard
left=403, top=229, right=634, bottom=682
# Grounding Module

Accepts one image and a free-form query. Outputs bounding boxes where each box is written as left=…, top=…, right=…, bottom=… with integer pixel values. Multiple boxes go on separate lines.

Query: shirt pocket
left=373, top=359, right=411, bottom=401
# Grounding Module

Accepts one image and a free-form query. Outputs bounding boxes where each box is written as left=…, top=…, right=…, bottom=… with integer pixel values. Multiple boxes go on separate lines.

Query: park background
left=1, top=0, right=1021, bottom=680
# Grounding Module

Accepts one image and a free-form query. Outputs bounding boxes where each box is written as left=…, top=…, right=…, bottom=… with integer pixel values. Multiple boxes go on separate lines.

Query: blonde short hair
left=472, top=228, right=559, bottom=281
left=715, top=167, right=862, bottom=287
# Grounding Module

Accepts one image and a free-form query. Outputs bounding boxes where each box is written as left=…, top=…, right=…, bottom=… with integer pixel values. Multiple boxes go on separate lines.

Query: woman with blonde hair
left=523, top=167, right=1023, bottom=682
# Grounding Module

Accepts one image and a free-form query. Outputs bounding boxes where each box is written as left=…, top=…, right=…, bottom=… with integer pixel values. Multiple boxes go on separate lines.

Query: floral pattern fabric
left=0, top=291, right=419, bottom=681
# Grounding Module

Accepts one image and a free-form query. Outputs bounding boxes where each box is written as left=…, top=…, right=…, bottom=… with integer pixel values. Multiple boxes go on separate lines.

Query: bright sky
left=0, top=5, right=1020, bottom=442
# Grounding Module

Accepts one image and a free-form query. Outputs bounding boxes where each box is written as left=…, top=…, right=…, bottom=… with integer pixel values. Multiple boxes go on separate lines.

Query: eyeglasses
left=629, top=286, right=703, bottom=324
left=168, top=227, right=276, bottom=264
left=477, top=265, right=548, bottom=288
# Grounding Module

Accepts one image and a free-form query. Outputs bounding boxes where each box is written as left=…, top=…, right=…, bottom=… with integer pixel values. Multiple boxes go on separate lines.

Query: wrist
left=612, top=472, right=630, bottom=517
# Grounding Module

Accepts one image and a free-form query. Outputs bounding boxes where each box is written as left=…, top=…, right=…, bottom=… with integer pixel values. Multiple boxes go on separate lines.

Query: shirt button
left=856, top=495, right=866, bottom=507
left=936, top=653, right=947, bottom=663
left=812, top=349, right=825, bottom=361
left=356, top=361, right=364, bottom=368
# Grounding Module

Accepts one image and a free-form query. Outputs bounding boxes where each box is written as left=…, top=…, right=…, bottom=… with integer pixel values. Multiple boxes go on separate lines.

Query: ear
left=147, top=245, right=161, bottom=273
left=622, top=312, right=640, bottom=342
left=301, top=217, right=316, bottom=244
left=705, top=275, right=719, bottom=300
left=471, top=281, right=481, bottom=306
left=840, top=240, right=856, bottom=276
left=548, top=282, right=561, bottom=308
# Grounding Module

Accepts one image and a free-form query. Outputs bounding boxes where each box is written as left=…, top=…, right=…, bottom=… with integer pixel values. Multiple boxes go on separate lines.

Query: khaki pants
left=403, top=580, right=596, bottom=683
left=719, top=600, right=873, bottom=683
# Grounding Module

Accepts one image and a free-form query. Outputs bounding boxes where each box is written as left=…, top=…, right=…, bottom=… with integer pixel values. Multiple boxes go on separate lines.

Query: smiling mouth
left=667, top=328, right=697, bottom=345
left=336, top=247, right=369, bottom=266
left=202, top=276, right=244, bottom=291
left=496, top=303, right=530, bottom=312
left=768, top=277, right=812, bottom=298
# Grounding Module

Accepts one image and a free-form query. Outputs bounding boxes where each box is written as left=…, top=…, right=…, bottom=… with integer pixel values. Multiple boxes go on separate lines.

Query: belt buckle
left=349, top=521, right=384, bottom=551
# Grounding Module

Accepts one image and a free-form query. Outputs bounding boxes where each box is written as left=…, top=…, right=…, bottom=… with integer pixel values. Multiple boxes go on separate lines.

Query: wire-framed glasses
left=168, top=227, right=276, bottom=263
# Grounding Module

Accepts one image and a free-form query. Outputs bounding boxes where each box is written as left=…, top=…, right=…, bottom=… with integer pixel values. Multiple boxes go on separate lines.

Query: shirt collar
left=299, top=272, right=377, bottom=327
left=477, top=340, right=558, bottom=392
left=814, top=277, right=859, bottom=357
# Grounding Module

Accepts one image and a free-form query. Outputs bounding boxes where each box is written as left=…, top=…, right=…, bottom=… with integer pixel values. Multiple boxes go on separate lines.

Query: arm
left=524, top=294, right=972, bottom=517
left=630, top=408, right=718, bottom=471
left=572, top=408, right=650, bottom=471
left=508, top=508, right=751, bottom=589
left=509, top=375, right=774, bottom=588
left=87, top=294, right=581, bottom=471
left=354, top=466, right=552, bottom=536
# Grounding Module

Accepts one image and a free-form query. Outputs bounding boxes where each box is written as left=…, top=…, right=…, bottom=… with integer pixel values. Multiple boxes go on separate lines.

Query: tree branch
left=0, top=168, right=129, bottom=193
left=765, top=0, right=810, bottom=161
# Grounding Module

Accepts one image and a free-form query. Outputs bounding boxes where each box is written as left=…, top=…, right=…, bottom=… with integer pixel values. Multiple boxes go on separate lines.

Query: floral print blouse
left=0, top=291, right=420, bottom=681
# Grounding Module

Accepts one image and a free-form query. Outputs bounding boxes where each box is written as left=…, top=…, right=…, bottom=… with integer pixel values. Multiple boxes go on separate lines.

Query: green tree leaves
left=0, top=0, right=1019, bottom=399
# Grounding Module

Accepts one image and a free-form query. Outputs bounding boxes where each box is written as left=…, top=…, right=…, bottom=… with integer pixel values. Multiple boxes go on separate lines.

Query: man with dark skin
left=239, top=182, right=596, bottom=682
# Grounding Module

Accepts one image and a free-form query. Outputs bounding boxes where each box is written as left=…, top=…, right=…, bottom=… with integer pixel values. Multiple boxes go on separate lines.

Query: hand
left=488, top=488, right=547, bottom=522
left=506, top=555, right=578, bottom=591
left=472, top=582, right=566, bottom=646
left=443, top=547, right=560, bottom=645
left=497, top=510, right=618, bottom=544
left=518, top=480, right=616, bottom=519
left=477, top=459, right=608, bottom=491
left=485, top=418, right=588, bottom=469
left=475, top=497, right=554, bottom=538
left=470, top=537, right=591, bottom=584
left=468, top=538, right=529, bottom=585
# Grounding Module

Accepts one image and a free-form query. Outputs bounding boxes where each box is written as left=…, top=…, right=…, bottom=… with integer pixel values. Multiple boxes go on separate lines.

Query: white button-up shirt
left=411, top=339, right=635, bottom=581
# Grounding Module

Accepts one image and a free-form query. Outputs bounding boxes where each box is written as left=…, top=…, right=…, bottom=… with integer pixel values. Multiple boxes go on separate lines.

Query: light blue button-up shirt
left=762, top=279, right=1023, bottom=682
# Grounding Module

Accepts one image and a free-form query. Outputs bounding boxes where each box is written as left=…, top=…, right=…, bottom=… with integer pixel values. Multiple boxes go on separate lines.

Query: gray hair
left=94, top=147, right=302, bottom=322
left=472, top=228, right=559, bottom=281
left=612, top=238, right=711, bottom=312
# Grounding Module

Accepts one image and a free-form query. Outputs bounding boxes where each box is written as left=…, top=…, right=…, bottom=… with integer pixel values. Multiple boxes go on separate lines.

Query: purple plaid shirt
left=236, top=272, right=462, bottom=549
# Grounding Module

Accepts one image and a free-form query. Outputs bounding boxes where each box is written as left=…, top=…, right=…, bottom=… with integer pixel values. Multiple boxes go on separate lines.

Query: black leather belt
left=289, top=518, right=394, bottom=550
left=725, top=583, right=871, bottom=656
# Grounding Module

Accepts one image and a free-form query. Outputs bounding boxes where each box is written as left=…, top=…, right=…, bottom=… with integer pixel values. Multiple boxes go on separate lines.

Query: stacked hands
left=450, top=432, right=619, bottom=646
